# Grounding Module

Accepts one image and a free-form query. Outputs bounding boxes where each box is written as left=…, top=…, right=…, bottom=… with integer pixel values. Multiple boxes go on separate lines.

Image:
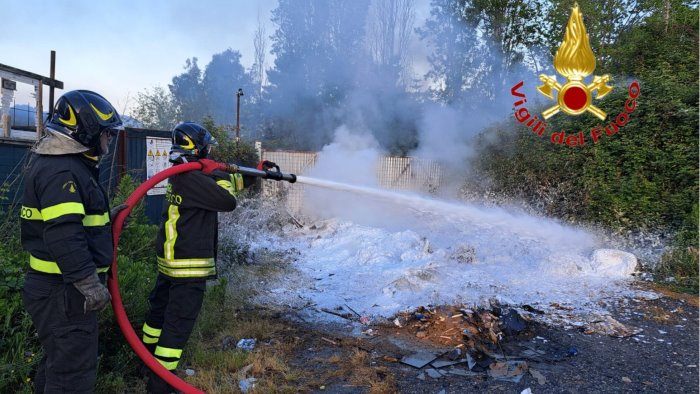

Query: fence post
left=35, top=82, right=43, bottom=139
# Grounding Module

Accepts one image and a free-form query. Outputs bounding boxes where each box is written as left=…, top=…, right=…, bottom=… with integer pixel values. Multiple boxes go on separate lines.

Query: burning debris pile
left=378, top=304, right=639, bottom=383
left=379, top=306, right=538, bottom=383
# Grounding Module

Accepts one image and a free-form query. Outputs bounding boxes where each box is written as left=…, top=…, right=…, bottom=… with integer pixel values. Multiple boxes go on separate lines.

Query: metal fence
left=261, top=150, right=443, bottom=213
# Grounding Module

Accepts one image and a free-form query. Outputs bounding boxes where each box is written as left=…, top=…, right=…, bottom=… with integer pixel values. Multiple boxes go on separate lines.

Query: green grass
left=655, top=247, right=699, bottom=295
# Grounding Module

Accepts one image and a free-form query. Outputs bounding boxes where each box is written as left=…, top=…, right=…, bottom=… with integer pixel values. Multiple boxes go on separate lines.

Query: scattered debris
left=360, top=316, right=371, bottom=325
left=362, top=328, right=377, bottom=336
left=185, top=368, right=195, bottom=377
left=529, top=368, right=547, bottom=385
left=238, top=377, right=257, bottom=393
left=448, top=367, right=480, bottom=377
left=622, top=376, right=632, bottom=383
left=320, top=307, right=353, bottom=320
left=393, top=317, right=403, bottom=327
left=567, top=347, right=578, bottom=357
left=344, top=303, right=361, bottom=318
left=501, top=308, right=528, bottom=335
left=236, top=338, right=257, bottom=352
left=522, top=305, right=545, bottom=314
left=416, top=372, right=425, bottom=381
left=425, top=368, right=442, bottom=379
left=488, top=360, right=528, bottom=383
left=431, top=358, right=465, bottom=369
left=221, top=335, right=237, bottom=351
left=583, top=315, right=642, bottom=337
left=521, top=388, right=533, bottom=394
left=321, top=337, right=337, bottom=346
left=445, top=347, right=462, bottom=360
left=400, top=352, right=438, bottom=368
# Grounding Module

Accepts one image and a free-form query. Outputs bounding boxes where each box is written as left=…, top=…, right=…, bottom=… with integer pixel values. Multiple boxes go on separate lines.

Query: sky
left=3, top=0, right=431, bottom=117
left=2, top=0, right=278, bottom=114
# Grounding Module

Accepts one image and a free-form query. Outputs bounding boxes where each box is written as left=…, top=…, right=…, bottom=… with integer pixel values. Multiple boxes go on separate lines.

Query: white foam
left=220, top=190, right=647, bottom=322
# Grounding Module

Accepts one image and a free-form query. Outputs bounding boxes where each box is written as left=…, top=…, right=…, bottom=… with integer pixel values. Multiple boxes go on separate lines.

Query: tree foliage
left=131, top=86, right=179, bottom=130
left=473, top=0, right=698, bottom=237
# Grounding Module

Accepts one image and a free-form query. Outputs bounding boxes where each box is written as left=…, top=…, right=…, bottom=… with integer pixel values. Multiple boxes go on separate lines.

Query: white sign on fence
left=146, top=137, right=171, bottom=195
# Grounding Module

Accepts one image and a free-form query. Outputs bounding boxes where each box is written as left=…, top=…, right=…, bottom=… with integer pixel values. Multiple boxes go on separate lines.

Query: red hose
left=108, top=161, right=226, bottom=394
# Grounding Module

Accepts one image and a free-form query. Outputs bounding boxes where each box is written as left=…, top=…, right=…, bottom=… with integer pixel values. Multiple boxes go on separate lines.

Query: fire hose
left=108, top=159, right=296, bottom=394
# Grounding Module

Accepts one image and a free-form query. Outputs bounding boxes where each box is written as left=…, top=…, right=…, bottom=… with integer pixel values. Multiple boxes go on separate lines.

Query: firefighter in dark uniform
left=141, top=122, right=246, bottom=393
left=20, top=90, right=123, bottom=393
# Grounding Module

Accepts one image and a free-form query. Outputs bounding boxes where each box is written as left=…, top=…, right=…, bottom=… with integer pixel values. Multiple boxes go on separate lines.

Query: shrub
left=0, top=208, right=37, bottom=393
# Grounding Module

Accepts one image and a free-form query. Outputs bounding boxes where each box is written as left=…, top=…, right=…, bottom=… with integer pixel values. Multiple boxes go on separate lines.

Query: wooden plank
left=0, top=63, right=63, bottom=88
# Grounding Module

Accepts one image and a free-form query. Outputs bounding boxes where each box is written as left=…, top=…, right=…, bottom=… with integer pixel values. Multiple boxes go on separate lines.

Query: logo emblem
left=537, top=4, right=613, bottom=120
left=62, top=180, right=77, bottom=193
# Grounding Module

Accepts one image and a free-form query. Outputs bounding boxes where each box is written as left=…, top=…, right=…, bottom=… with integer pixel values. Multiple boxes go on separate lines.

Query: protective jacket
left=21, top=154, right=112, bottom=283
left=154, top=168, right=238, bottom=281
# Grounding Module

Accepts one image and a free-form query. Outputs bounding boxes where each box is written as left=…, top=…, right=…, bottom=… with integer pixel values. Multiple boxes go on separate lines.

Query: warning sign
left=146, top=137, right=171, bottom=195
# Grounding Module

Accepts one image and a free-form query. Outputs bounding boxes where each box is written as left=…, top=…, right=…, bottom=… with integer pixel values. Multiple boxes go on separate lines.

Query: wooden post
left=0, top=84, right=11, bottom=138
left=49, top=51, right=56, bottom=115
left=35, top=82, right=43, bottom=139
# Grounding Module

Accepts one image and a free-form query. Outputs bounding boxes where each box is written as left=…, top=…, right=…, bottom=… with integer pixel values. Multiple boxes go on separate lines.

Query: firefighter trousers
left=22, top=273, right=99, bottom=394
left=143, top=273, right=205, bottom=393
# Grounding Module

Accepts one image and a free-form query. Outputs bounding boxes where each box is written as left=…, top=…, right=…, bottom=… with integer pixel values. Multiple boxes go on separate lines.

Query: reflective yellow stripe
left=82, top=212, right=110, bottom=226
left=41, top=202, right=85, bottom=221
left=155, top=346, right=182, bottom=359
left=20, top=206, right=42, bottom=220
left=158, top=267, right=216, bottom=278
left=29, top=255, right=109, bottom=274
left=216, top=179, right=236, bottom=196
left=157, top=257, right=214, bottom=267
left=155, top=358, right=179, bottom=370
left=232, top=173, right=244, bottom=192
left=23, top=205, right=107, bottom=226
left=142, top=323, right=162, bottom=338
left=164, top=205, right=179, bottom=260
left=143, top=335, right=159, bottom=344
left=29, top=255, right=62, bottom=274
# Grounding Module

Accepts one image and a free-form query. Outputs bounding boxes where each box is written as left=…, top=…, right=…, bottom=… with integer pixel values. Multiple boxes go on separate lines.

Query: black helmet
left=170, top=122, right=218, bottom=162
left=47, top=90, right=123, bottom=155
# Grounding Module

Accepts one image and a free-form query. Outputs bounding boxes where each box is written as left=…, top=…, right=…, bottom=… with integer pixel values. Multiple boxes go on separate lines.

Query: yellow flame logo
left=537, top=4, right=612, bottom=120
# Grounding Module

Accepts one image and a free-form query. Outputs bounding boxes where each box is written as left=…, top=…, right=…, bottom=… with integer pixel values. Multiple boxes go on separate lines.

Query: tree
left=266, top=0, right=371, bottom=149
left=201, top=49, right=252, bottom=127
left=464, top=0, right=545, bottom=93
left=418, top=0, right=544, bottom=103
left=417, top=0, right=480, bottom=104
left=130, top=86, right=179, bottom=130
left=472, top=0, right=698, bottom=234
left=169, top=58, right=206, bottom=122
left=366, top=0, right=416, bottom=87
left=251, top=12, right=268, bottom=100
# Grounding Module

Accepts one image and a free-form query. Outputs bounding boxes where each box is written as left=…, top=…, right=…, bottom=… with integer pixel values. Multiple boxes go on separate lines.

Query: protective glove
left=72, top=272, right=111, bottom=313
left=257, top=160, right=278, bottom=171
left=110, top=203, right=129, bottom=219
left=110, top=203, right=130, bottom=228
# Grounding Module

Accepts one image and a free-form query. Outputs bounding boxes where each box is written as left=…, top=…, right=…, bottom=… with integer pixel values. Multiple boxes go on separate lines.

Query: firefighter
left=141, top=122, right=246, bottom=393
left=20, top=90, right=123, bottom=393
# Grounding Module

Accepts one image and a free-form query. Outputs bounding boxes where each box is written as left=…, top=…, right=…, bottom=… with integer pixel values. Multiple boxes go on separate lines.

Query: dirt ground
left=264, top=287, right=698, bottom=394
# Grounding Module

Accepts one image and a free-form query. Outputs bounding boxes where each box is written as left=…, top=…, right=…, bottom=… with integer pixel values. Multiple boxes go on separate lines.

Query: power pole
left=235, top=88, right=244, bottom=141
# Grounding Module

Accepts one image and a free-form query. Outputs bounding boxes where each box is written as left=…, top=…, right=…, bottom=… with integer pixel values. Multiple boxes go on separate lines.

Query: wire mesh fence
left=261, top=150, right=443, bottom=214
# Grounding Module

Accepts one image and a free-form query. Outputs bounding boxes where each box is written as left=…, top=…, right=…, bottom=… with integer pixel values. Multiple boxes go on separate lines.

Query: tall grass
left=0, top=205, right=36, bottom=393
